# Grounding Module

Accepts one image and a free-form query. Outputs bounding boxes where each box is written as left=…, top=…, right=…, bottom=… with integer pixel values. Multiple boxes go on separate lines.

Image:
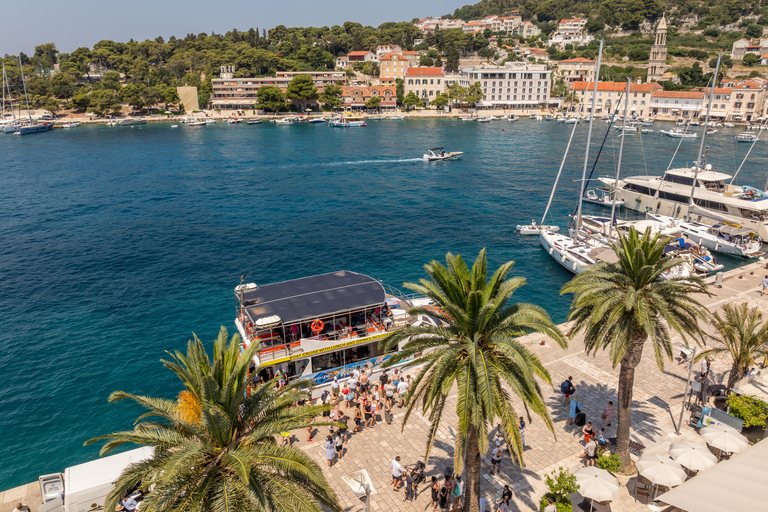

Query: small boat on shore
left=423, top=147, right=463, bottom=161
left=476, top=116, right=491, bottom=123
left=275, top=118, right=294, bottom=125
left=227, top=118, right=241, bottom=124
left=507, top=115, right=518, bottom=122
left=308, top=117, right=326, bottom=123
left=460, top=115, right=474, bottom=121
left=187, top=120, right=206, bottom=126
left=330, top=114, right=365, bottom=127
left=660, top=128, right=697, bottom=138
left=246, top=118, right=262, bottom=125
left=736, top=131, right=759, bottom=142
left=62, top=121, right=80, bottom=128
left=388, top=115, right=404, bottom=120
left=15, top=122, right=54, bottom=135
left=118, top=118, right=147, bottom=126
left=641, top=128, right=654, bottom=134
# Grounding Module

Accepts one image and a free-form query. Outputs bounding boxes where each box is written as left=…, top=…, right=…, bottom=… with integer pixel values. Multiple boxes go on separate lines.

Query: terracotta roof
left=571, top=81, right=660, bottom=93
left=734, top=81, right=761, bottom=89
left=405, top=67, right=444, bottom=76
left=529, top=49, right=549, bottom=55
left=347, top=51, right=372, bottom=56
left=558, top=57, right=595, bottom=63
left=401, top=51, right=418, bottom=55
left=695, top=87, right=732, bottom=94
left=652, top=91, right=705, bottom=99
left=560, top=18, right=584, bottom=23
left=464, top=21, right=488, bottom=26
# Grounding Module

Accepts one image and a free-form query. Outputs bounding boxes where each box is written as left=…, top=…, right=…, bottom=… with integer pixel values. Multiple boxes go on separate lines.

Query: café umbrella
left=668, top=441, right=718, bottom=472
left=637, top=454, right=686, bottom=501
left=700, top=425, right=749, bottom=456
left=574, top=466, right=620, bottom=511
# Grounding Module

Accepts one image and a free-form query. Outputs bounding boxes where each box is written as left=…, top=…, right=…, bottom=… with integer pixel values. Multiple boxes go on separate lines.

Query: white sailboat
left=1, top=61, right=20, bottom=133
left=646, top=214, right=762, bottom=258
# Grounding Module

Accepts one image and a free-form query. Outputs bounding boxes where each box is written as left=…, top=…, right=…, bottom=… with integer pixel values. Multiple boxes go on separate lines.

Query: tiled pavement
left=3, top=262, right=766, bottom=512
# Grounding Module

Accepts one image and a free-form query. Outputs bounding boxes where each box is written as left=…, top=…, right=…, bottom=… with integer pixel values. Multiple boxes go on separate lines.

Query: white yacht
left=117, top=117, right=147, bottom=126
left=736, top=131, right=759, bottom=142
left=476, top=116, right=491, bottom=123
left=423, top=147, right=463, bottom=161
left=516, top=223, right=560, bottom=235
left=646, top=214, right=762, bottom=258
left=599, top=165, right=768, bottom=240
left=659, top=128, right=697, bottom=138
left=584, top=189, right=624, bottom=207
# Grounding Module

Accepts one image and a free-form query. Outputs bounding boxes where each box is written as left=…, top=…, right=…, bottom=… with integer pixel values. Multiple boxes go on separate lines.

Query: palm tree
left=86, top=327, right=341, bottom=512
left=561, top=228, right=709, bottom=470
left=696, top=302, right=768, bottom=393
left=379, top=249, right=566, bottom=512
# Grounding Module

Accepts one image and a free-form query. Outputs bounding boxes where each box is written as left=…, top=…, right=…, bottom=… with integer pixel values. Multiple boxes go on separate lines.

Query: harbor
left=3, top=258, right=767, bottom=511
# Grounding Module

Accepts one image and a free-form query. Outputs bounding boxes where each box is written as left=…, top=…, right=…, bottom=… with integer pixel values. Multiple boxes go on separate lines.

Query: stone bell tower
left=647, top=14, right=668, bottom=82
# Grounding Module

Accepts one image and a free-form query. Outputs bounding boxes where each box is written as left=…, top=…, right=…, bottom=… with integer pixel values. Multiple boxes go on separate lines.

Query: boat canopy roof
left=429, top=147, right=445, bottom=151
left=718, top=225, right=755, bottom=237
left=240, top=271, right=386, bottom=327
left=667, top=167, right=732, bottom=181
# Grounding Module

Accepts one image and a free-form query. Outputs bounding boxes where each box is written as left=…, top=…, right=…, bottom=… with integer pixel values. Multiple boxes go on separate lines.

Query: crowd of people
left=560, top=375, right=617, bottom=467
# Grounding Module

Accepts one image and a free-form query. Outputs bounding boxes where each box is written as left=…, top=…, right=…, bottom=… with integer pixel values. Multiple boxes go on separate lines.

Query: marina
left=2, top=116, right=768, bottom=492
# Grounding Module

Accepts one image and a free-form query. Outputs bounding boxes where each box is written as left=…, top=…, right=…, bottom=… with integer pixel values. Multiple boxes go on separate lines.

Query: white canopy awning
left=658, top=438, right=768, bottom=512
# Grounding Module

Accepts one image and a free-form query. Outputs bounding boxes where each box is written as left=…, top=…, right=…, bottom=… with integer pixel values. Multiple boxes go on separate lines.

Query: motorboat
left=187, top=120, right=206, bottom=126
left=62, top=121, right=80, bottom=128
left=367, top=115, right=387, bottom=120
left=15, top=122, right=53, bottom=135
left=616, top=123, right=637, bottom=133
left=724, top=122, right=735, bottom=128
left=476, top=116, right=491, bottom=123
left=646, top=214, right=762, bottom=258
left=460, top=115, right=475, bottom=121
left=204, top=118, right=217, bottom=125
left=641, top=118, right=653, bottom=126
left=706, top=128, right=718, bottom=135
left=507, top=114, right=518, bottom=122
left=545, top=115, right=555, bottom=121
left=564, top=117, right=578, bottom=124
left=660, top=128, right=697, bottom=138
left=641, top=128, right=654, bottom=134
left=330, top=115, right=365, bottom=127
left=246, top=118, right=262, bottom=125
left=118, top=118, right=147, bottom=126
left=690, top=121, right=700, bottom=126
left=423, top=147, right=464, bottom=161
left=529, top=113, right=537, bottom=119
left=736, top=131, right=759, bottom=142
left=308, top=117, right=326, bottom=123
left=583, top=189, right=624, bottom=207
left=227, top=118, right=241, bottom=124
left=234, top=270, right=419, bottom=388
left=388, top=115, right=404, bottom=120
left=516, top=223, right=560, bottom=235
left=275, top=118, right=294, bottom=125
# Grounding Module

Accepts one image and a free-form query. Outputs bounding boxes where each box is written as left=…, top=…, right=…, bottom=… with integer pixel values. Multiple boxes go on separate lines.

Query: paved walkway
left=3, top=261, right=766, bottom=512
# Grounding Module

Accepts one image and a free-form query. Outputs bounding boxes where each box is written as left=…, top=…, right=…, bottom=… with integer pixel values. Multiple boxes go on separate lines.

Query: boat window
left=311, top=351, right=343, bottom=372
left=739, top=208, right=767, bottom=221
left=624, top=183, right=654, bottom=195
left=658, top=191, right=690, bottom=204
left=663, top=174, right=695, bottom=186
left=700, top=180, right=725, bottom=192
left=693, top=198, right=729, bottom=212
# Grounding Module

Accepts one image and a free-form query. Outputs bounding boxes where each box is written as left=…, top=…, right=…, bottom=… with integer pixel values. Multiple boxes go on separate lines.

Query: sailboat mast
left=18, top=56, right=33, bottom=123
left=688, top=55, right=721, bottom=208
left=575, top=40, right=604, bottom=237
left=1, top=62, right=5, bottom=120
left=609, top=78, right=632, bottom=241
left=541, top=117, right=580, bottom=226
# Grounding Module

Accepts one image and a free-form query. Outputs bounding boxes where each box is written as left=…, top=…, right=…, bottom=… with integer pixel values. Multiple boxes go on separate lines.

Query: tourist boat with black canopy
left=234, top=270, right=425, bottom=387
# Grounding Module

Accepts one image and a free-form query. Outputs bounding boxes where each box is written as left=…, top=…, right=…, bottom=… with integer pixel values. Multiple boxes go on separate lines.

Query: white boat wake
left=315, top=158, right=425, bottom=167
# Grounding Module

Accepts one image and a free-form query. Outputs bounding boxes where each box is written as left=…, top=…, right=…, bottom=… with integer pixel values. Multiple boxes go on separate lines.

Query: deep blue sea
left=1, top=118, right=766, bottom=488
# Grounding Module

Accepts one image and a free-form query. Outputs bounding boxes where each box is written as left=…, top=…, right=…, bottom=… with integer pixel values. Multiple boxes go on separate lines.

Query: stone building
left=647, top=14, right=668, bottom=82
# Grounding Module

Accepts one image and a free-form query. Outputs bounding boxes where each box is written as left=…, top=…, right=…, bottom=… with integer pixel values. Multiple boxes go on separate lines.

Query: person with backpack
left=438, top=482, right=450, bottom=512
left=569, top=395, right=581, bottom=426
left=560, top=376, right=575, bottom=406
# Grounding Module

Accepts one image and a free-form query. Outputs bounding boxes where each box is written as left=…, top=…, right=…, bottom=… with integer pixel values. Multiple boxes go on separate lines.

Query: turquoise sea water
left=1, top=118, right=766, bottom=488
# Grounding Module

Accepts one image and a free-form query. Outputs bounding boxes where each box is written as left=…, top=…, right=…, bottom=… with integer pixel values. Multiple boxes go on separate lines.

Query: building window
left=408, top=79, right=413, bottom=85
left=429, top=90, right=433, bottom=96
left=430, top=79, right=434, bottom=85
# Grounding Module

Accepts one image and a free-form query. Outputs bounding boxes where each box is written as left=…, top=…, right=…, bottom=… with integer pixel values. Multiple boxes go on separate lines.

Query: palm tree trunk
left=726, top=363, right=746, bottom=394
left=464, top=424, right=481, bottom=512
left=616, top=336, right=646, bottom=471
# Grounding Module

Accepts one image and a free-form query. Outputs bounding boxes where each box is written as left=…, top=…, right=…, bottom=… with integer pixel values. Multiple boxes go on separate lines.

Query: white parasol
left=668, top=441, right=718, bottom=472
left=574, top=466, right=621, bottom=504
left=637, top=454, right=687, bottom=487
left=700, top=425, right=749, bottom=455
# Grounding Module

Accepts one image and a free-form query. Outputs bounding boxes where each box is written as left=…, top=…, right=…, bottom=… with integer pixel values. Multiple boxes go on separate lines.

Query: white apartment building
left=490, top=16, right=522, bottom=33
left=549, top=18, right=593, bottom=48
left=649, top=91, right=704, bottom=118
left=462, top=21, right=489, bottom=33
left=515, top=21, right=541, bottom=38
left=556, top=58, right=596, bottom=83
left=558, top=19, right=588, bottom=35
left=570, top=81, right=662, bottom=117
left=440, top=19, right=466, bottom=29
left=447, top=62, right=553, bottom=107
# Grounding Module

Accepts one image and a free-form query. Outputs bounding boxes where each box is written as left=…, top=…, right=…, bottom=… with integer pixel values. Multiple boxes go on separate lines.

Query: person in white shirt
left=330, top=377, right=340, bottom=397
left=397, top=378, right=410, bottom=407
left=391, top=456, right=405, bottom=491
left=453, top=475, right=465, bottom=509
left=543, top=497, right=557, bottom=512
left=490, top=440, right=503, bottom=475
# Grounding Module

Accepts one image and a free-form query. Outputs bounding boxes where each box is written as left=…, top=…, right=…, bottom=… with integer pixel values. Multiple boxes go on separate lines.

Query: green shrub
left=596, top=453, right=622, bottom=475
left=728, top=393, right=768, bottom=428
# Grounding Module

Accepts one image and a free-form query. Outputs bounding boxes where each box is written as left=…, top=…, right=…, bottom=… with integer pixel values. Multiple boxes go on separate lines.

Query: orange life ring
left=311, top=319, right=324, bottom=333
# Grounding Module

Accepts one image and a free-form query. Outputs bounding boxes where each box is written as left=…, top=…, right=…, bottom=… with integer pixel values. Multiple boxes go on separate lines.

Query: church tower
left=647, top=14, right=668, bottom=82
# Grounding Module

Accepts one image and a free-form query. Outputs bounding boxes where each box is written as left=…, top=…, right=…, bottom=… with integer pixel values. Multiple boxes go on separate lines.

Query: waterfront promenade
left=2, top=259, right=765, bottom=512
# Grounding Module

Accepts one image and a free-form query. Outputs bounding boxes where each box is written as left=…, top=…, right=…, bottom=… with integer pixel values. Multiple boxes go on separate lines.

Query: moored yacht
left=646, top=213, right=763, bottom=258
left=599, top=165, right=768, bottom=240
left=234, top=271, right=417, bottom=386
left=118, top=117, right=147, bottom=126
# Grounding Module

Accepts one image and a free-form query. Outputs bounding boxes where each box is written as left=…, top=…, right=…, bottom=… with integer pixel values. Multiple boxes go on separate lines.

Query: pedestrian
left=392, top=368, right=401, bottom=388
left=453, top=475, right=464, bottom=509
left=348, top=375, right=358, bottom=399
left=582, top=421, right=595, bottom=445
left=569, top=395, right=581, bottom=426
left=331, top=377, right=340, bottom=397
left=518, top=416, right=526, bottom=448
left=341, top=383, right=353, bottom=409
left=544, top=496, right=557, bottom=512
left=119, top=496, right=137, bottom=512
left=338, top=412, right=349, bottom=442
left=501, top=484, right=512, bottom=506
left=560, top=376, right=575, bottom=406
left=360, top=368, right=369, bottom=394
left=583, top=434, right=598, bottom=467
left=397, top=376, right=410, bottom=407
left=354, top=403, right=363, bottom=432
left=384, top=379, right=396, bottom=409
left=761, top=275, right=768, bottom=295
left=13, top=505, right=32, bottom=512
left=379, top=369, right=389, bottom=388
left=700, top=357, right=712, bottom=380
left=324, top=435, right=336, bottom=468
left=391, top=456, right=405, bottom=491
left=334, top=431, right=344, bottom=460
left=491, top=440, right=503, bottom=475
left=430, top=476, right=440, bottom=511
left=438, top=483, right=450, bottom=512
left=369, top=397, right=378, bottom=427
left=404, top=470, right=415, bottom=502
left=280, top=430, right=291, bottom=446
left=602, top=401, right=614, bottom=431
left=274, top=367, right=286, bottom=390
left=364, top=400, right=374, bottom=428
